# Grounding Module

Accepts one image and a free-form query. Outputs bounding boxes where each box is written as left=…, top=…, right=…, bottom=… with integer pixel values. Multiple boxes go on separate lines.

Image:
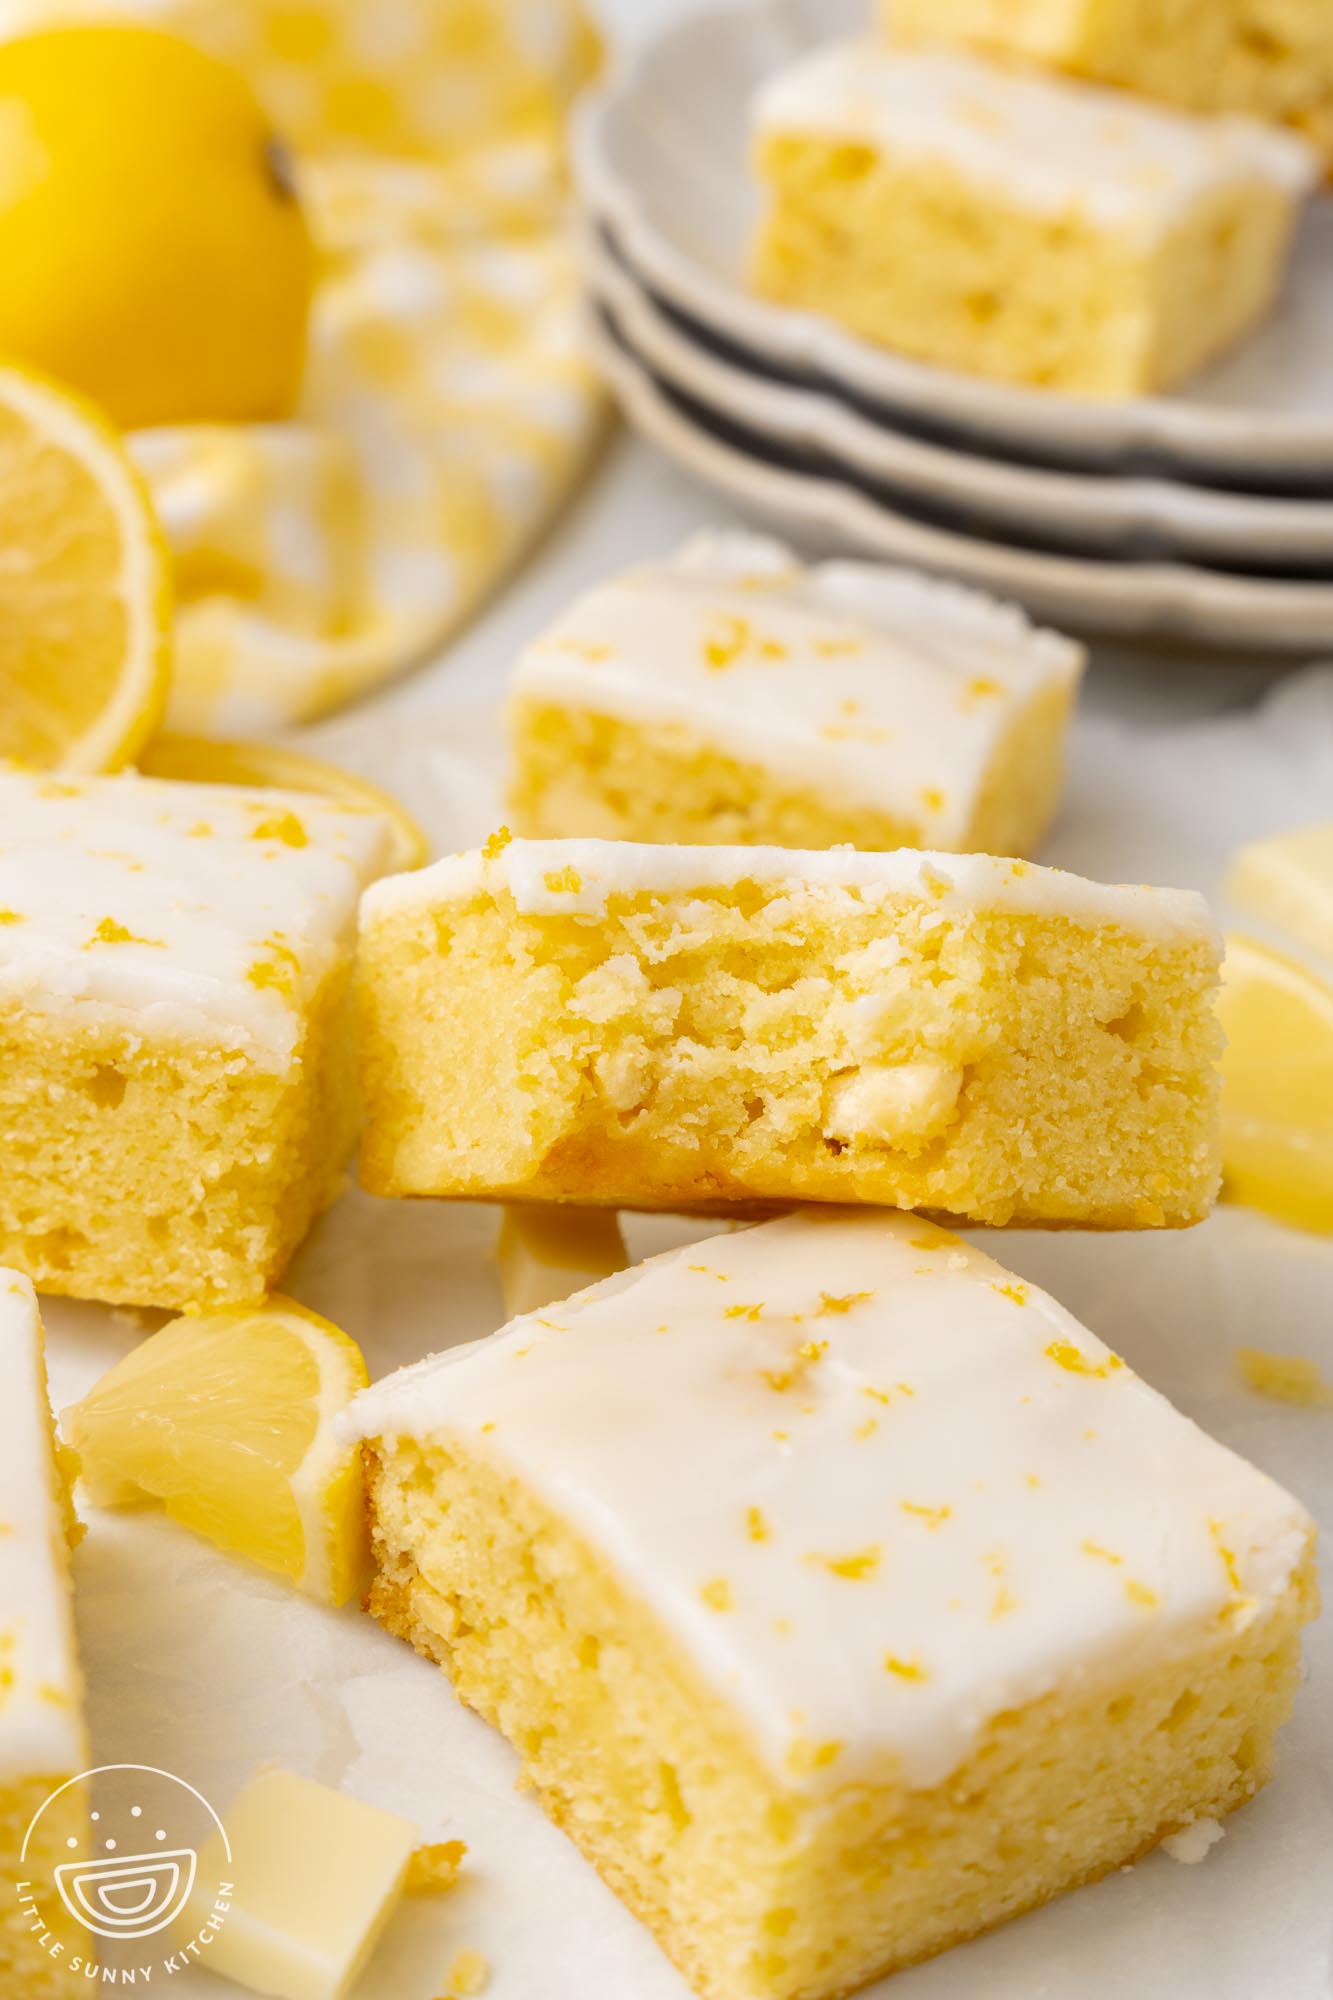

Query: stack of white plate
left=574, top=0, right=1333, bottom=651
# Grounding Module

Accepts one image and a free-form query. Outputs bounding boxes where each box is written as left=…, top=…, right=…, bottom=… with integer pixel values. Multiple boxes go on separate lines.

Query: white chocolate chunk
left=497, top=1205, right=629, bottom=1318
left=175, top=1769, right=417, bottom=2000
left=825, top=1058, right=965, bottom=1149
left=1162, top=1817, right=1226, bottom=1864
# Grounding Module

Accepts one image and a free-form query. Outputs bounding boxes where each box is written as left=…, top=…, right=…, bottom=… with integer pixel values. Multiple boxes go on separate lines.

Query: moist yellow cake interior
left=751, top=136, right=1300, bottom=395
left=367, top=1435, right=1315, bottom=2000
left=1, top=1776, right=88, bottom=1996
left=509, top=671, right=1075, bottom=857
left=358, top=879, right=1221, bottom=1226
left=0, top=965, right=358, bottom=1309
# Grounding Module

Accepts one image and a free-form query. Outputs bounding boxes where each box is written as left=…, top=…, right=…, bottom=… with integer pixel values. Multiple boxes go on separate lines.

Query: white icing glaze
left=0, top=773, right=394, bottom=1065
left=363, top=833, right=1218, bottom=942
left=0, top=1272, right=86, bottom=1784
left=349, top=1210, right=1312, bottom=1797
left=754, top=41, right=1318, bottom=233
left=510, top=532, right=1084, bottom=844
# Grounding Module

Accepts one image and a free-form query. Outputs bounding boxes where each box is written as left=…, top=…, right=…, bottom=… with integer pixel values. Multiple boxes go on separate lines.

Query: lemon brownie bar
left=0, top=772, right=393, bottom=1309
left=751, top=42, right=1316, bottom=395
left=1, top=1273, right=88, bottom=1995
left=507, top=533, right=1083, bottom=857
left=350, top=1209, right=1317, bottom=2000
left=357, top=835, right=1222, bottom=1227
left=886, top=0, right=1333, bottom=169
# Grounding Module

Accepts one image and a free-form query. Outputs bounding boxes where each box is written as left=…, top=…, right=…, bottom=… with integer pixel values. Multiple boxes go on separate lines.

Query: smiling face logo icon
left=54, top=1846, right=198, bottom=1940
left=20, top=1763, right=233, bottom=1959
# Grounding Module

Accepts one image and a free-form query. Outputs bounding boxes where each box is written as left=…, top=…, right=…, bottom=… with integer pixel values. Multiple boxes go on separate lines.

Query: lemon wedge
left=1216, top=935, right=1333, bottom=1233
left=138, top=733, right=428, bottom=874
left=1226, top=822, right=1333, bottom=965
left=0, top=361, right=171, bottom=772
left=64, top=1298, right=371, bottom=1606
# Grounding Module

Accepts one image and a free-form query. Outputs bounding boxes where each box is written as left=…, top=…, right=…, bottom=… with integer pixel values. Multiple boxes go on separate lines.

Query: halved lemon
left=138, top=732, right=428, bottom=873
left=63, top=1298, right=371, bottom=1606
left=1216, top=935, right=1333, bottom=1233
left=0, top=360, right=172, bottom=770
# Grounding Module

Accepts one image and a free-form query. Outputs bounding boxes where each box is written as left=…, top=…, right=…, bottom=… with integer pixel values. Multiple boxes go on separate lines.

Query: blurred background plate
left=587, top=232, right=1333, bottom=571
left=589, top=301, right=1333, bottom=651
left=575, top=0, right=1333, bottom=486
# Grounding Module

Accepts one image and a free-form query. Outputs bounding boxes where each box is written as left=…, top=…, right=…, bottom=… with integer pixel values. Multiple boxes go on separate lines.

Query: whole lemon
left=0, top=25, right=315, bottom=428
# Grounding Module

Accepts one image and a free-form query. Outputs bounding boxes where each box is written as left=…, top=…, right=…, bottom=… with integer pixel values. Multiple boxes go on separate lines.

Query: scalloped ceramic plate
left=590, top=300, right=1333, bottom=651
left=575, top=0, right=1333, bottom=486
left=586, top=232, right=1333, bottom=570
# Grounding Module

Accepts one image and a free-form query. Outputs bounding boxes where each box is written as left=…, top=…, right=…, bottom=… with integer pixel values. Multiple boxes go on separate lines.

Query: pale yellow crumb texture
left=0, top=967, right=359, bottom=1308
left=366, top=1437, right=1315, bottom=2000
left=0, top=1775, right=89, bottom=1995
left=751, top=136, right=1302, bottom=395
left=506, top=678, right=1074, bottom=858
left=406, top=1838, right=468, bottom=1892
left=357, top=878, right=1222, bottom=1227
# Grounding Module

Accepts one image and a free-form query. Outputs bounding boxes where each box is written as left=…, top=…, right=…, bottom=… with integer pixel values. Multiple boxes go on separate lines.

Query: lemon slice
left=1226, top=822, right=1333, bottom=964
left=63, top=1298, right=371, bottom=1606
left=0, top=361, right=172, bottom=771
left=1216, top=935, right=1333, bottom=1233
left=138, top=733, right=428, bottom=873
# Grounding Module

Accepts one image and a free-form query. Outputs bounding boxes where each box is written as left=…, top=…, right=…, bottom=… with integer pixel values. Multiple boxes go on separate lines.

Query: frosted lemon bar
left=357, top=835, right=1222, bottom=1227
left=1, top=1274, right=88, bottom=1996
left=0, top=772, right=393, bottom=1309
left=751, top=42, right=1316, bottom=395
left=350, top=1210, right=1318, bottom=2000
left=507, top=533, right=1083, bottom=857
left=886, top=0, right=1333, bottom=169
